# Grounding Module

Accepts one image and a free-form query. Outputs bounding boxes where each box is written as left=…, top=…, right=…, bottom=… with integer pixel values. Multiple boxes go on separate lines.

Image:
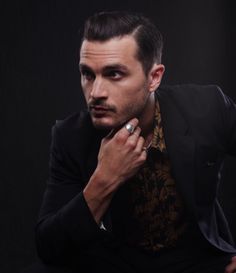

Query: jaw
left=89, top=92, right=155, bottom=132
left=90, top=113, right=120, bottom=130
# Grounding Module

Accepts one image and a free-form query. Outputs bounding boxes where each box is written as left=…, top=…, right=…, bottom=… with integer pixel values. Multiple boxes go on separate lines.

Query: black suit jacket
left=36, top=84, right=236, bottom=264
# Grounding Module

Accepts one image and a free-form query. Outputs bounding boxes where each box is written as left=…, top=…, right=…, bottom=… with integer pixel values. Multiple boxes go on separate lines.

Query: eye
left=80, top=69, right=95, bottom=81
left=105, top=70, right=125, bottom=80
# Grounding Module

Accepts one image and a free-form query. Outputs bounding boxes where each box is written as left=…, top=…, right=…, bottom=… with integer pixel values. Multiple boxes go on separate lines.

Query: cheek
left=116, top=88, right=148, bottom=113
left=118, top=76, right=148, bottom=97
left=81, top=83, right=90, bottom=102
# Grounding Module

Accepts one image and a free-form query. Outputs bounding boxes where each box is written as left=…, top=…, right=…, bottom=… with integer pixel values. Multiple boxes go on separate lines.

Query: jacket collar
left=156, top=87, right=196, bottom=215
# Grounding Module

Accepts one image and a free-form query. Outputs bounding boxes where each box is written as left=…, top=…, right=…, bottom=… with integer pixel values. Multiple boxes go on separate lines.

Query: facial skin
left=79, top=35, right=165, bottom=135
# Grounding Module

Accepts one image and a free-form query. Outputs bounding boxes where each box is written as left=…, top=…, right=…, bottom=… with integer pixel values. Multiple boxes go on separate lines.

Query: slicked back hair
left=81, top=11, right=163, bottom=75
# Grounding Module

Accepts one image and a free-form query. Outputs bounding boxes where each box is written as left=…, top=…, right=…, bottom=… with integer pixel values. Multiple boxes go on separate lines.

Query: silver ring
left=125, top=123, right=135, bottom=134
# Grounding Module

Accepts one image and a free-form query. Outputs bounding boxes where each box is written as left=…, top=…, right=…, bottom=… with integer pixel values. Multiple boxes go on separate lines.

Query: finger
left=127, top=126, right=141, bottom=141
left=125, top=127, right=142, bottom=149
left=132, top=126, right=141, bottom=137
left=106, top=129, right=116, bottom=139
left=106, top=118, right=139, bottom=140
left=115, top=118, right=139, bottom=141
left=232, top=256, right=236, bottom=262
left=134, top=135, right=145, bottom=154
left=140, top=147, right=148, bottom=162
left=133, top=136, right=147, bottom=163
left=123, top=118, right=139, bottom=135
left=225, top=260, right=236, bottom=273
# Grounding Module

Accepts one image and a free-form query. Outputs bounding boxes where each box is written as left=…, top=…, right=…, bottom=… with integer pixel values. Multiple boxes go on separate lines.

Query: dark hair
left=82, top=11, right=163, bottom=75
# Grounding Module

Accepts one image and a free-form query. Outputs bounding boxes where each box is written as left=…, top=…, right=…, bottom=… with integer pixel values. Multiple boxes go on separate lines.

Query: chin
left=92, top=118, right=115, bottom=130
left=91, top=117, right=123, bottom=131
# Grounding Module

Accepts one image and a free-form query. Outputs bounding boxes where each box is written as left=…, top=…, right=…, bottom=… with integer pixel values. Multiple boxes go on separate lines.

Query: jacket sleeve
left=216, top=86, right=236, bottom=156
left=35, top=122, right=102, bottom=264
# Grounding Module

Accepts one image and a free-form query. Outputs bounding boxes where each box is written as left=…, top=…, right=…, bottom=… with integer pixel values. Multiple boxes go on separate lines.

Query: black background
left=1, top=0, right=236, bottom=272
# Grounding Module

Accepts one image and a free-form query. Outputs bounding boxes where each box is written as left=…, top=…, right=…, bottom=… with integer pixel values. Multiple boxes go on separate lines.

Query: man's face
left=79, top=36, right=153, bottom=130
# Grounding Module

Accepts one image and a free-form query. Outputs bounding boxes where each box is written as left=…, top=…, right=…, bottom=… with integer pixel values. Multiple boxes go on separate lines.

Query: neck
left=139, top=92, right=156, bottom=140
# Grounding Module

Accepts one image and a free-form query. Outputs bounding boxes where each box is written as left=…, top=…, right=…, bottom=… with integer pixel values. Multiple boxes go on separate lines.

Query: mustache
left=88, top=100, right=116, bottom=112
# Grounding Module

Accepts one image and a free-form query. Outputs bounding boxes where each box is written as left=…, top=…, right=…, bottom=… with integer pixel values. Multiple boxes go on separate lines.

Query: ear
left=148, top=64, right=165, bottom=92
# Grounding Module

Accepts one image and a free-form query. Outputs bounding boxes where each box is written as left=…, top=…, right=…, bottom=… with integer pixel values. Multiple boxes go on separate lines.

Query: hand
left=225, top=256, right=236, bottom=273
left=83, top=118, right=147, bottom=224
left=96, top=118, right=147, bottom=190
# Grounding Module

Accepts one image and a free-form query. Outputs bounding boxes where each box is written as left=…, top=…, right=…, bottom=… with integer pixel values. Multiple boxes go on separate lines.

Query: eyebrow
left=79, top=63, right=129, bottom=73
left=79, top=64, right=92, bottom=71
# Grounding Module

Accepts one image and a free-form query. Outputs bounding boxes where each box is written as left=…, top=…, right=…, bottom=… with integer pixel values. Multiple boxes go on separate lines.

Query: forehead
left=79, top=36, right=140, bottom=68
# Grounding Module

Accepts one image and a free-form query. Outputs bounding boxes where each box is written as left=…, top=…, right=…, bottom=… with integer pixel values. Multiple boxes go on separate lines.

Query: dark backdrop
left=1, top=0, right=236, bottom=272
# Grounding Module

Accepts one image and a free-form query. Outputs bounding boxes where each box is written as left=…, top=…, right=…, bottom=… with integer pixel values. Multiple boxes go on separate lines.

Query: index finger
left=105, top=118, right=139, bottom=141
left=116, top=118, right=139, bottom=139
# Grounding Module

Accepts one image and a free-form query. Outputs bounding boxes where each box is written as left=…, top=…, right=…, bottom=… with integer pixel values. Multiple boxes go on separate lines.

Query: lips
left=90, top=106, right=111, bottom=116
left=92, top=106, right=109, bottom=111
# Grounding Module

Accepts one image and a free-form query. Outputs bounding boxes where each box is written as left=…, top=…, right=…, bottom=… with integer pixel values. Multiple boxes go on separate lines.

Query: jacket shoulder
left=158, top=83, right=223, bottom=98
left=157, top=84, right=228, bottom=114
left=50, top=110, right=95, bottom=153
left=54, top=111, right=91, bottom=133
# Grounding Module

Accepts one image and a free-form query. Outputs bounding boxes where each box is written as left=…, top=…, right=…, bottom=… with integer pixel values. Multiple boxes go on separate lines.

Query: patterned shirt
left=125, top=100, right=188, bottom=252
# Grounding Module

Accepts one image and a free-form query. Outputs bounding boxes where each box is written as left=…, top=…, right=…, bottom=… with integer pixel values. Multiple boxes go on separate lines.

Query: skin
left=79, top=36, right=163, bottom=134
left=225, top=256, right=236, bottom=273
left=79, top=35, right=236, bottom=272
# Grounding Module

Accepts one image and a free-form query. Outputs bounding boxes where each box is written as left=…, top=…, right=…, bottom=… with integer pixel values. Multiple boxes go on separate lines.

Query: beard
left=89, top=92, right=150, bottom=131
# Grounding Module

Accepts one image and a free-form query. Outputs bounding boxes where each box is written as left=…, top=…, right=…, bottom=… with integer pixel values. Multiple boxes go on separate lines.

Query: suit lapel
left=156, top=87, right=196, bottom=215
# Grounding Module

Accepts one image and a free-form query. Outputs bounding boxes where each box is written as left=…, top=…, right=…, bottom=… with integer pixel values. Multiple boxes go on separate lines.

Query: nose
left=90, top=77, right=108, bottom=99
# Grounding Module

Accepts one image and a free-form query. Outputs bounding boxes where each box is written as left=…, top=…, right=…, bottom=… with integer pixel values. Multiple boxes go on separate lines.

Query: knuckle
left=101, top=138, right=106, bottom=144
left=126, top=141, right=136, bottom=150
left=140, top=152, right=147, bottom=161
left=132, top=149, right=140, bottom=157
left=139, top=136, right=145, bottom=142
left=134, top=127, right=141, bottom=134
left=133, top=118, right=139, bottom=125
left=115, top=131, right=126, bottom=143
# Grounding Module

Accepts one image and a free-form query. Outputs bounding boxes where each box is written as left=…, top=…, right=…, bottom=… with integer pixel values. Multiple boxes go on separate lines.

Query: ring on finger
left=125, top=123, right=135, bottom=134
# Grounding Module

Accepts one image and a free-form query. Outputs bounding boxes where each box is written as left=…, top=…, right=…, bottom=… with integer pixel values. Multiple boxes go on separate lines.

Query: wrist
left=90, top=166, right=121, bottom=193
left=83, top=169, right=116, bottom=225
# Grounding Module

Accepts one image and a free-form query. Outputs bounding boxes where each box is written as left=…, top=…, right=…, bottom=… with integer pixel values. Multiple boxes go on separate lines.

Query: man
left=35, top=11, right=236, bottom=273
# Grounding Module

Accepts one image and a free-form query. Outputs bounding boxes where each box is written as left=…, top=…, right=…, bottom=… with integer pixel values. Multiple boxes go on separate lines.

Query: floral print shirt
left=126, top=100, right=188, bottom=252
